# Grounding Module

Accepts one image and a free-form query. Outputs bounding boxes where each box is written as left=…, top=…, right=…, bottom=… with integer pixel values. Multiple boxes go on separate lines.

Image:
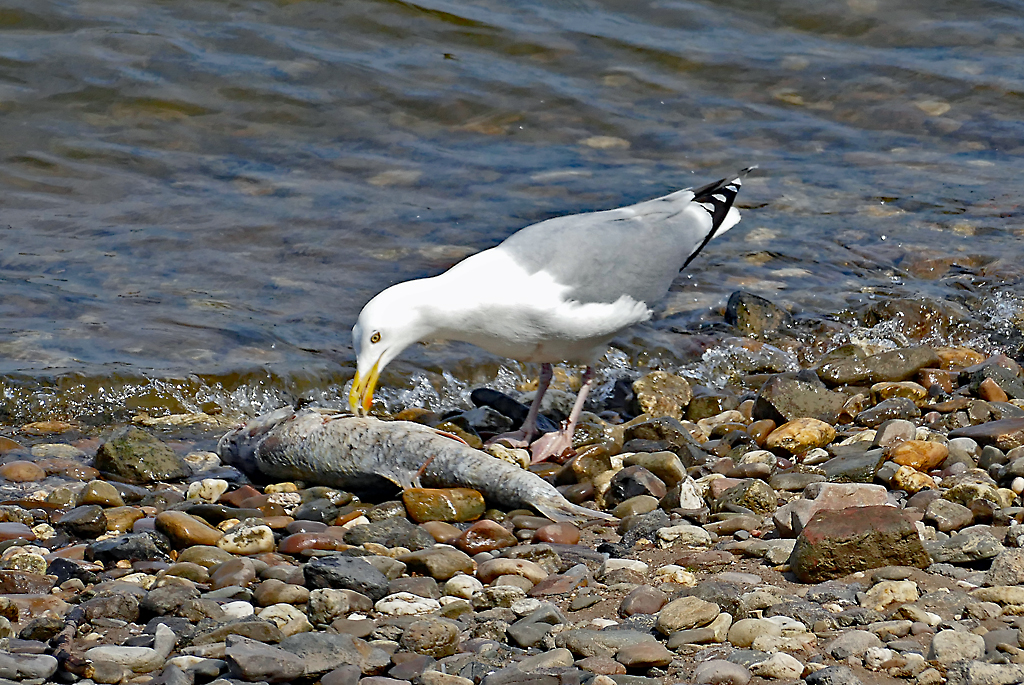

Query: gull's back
left=494, top=176, right=743, bottom=308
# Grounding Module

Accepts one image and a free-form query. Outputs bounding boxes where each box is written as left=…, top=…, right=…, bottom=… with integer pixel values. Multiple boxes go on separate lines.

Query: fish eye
left=370, top=331, right=381, bottom=344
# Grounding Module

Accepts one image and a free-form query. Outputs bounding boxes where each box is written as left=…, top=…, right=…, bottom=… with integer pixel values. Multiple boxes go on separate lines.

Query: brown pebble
left=455, top=520, right=517, bottom=554
left=35, top=458, right=99, bottom=481
left=979, top=377, right=1010, bottom=403
left=576, top=656, right=626, bottom=676
left=0, top=438, right=24, bottom=453
left=219, top=485, right=261, bottom=507
left=419, top=521, right=462, bottom=544
left=155, top=511, right=224, bottom=547
left=0, top=522, right=35, bottom=542
left=0, top=461, right=45, bottom=482
left=746, top=419, right=776, bottom=446
left=277, top=533, right=349, bottom=555
left=532, top=522, right=580, bottom=545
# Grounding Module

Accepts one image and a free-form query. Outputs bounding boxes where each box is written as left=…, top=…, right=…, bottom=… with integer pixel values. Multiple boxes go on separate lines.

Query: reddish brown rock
left=278, top=533, right=350, bottom=555
left=532, top=522, right=580, bottom=545
left=419, top=521, right=462, bottom=544
left=576, top=656, right=626, bottom=676
left=0, top=523, right=35, bottom=542
left=789, top=506, right=930, bottom=582
left=220, top=485, right=261, bottom=507
left=0, top=461, right=45, bottom=482
left=455, top=520, right=517, bottom=554
left=619, top=585, right=668, bottom=617
left=0, top=438, right=23, bottom=453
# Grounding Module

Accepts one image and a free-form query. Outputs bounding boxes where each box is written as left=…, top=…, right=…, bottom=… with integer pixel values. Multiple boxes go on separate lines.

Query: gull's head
left=349, top=280, right=436, bottom=415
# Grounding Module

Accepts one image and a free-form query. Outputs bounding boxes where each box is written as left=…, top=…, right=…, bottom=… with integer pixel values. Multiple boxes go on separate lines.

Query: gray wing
left=495, top=175, right=744, bottom=306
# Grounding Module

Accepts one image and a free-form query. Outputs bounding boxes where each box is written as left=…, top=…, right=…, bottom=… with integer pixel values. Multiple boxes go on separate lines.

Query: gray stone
left=925, top=530, right=1005, bottom=565
left=692, top=659, right=751, bottom=685
left=554, top=629, right=656, bottom=658
left=946, top=661, right=1024, bottom=685
left=304, top=555, right=390, bottom=601
left=726, top=291, right=791, bottom=339
left=826, top=630, right=882, bottom=659
left=343, top=517, right=435, bottom=551
left=225, top=635, right=304, bottom=683
left=927, top=630, right=985, bottom=665
left=0, top=652, right=58, bottom=680
left=278, top=630, right=391, bottom=676
left=985, top=549, right=1024, bottom=586
left=818, top=347, right=940, bottom=387
left=805, top=666, right=863, bottom=685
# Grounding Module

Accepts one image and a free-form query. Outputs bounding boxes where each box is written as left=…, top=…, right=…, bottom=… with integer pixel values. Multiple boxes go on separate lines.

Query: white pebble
left=444, top=574, right=483, bottom=599
left=375, top=592, right=441, bottom=616
left=221, top=601, right=255, bottom=619
left=1012, top=477, right=1024, bottom=495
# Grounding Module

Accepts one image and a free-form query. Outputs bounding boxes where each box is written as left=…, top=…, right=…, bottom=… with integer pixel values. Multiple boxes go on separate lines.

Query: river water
left=1, top=0, right=1023, bottom=422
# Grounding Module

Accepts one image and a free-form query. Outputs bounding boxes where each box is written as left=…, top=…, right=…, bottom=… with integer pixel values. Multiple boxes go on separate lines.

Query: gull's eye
left=370, top=331, right=381, bottom=344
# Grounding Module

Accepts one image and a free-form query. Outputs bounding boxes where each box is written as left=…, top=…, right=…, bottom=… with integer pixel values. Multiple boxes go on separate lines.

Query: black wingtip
left=681, top=166, right=754, bottom=270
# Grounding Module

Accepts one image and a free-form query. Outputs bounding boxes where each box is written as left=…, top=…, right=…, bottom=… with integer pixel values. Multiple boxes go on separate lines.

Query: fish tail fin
left=533, top=496, right=618, bottom=523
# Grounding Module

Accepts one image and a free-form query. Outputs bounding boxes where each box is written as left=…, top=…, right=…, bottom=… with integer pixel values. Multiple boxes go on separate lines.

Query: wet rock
left=754, top=375, right=847, bottom=425
left=765, top=418, right=835, bottom=453
left=403, top=489, right=485, bottom=523
left=855, top=398, right=921, bottom=427
left=604, top=466, right=667, bottom=508
left=632, top=371, right=692, bottom=419
left=532, top=522, right=579, bottom=545
left=59, top=505, right=108, bottom=538
left=95, top=426, right=191, bottom=483
left=304, top=555, right=391, bottom=601
left=818, top=347, right=941, bottom=386
left=78, top=479, right=126, bottom=507
left=452, top=521, right=518, bottom=556
left=622, top=417, right=705, bottom=465
left=156, top=511, right=224, bottom=547
left=820, top=447, right=886, bottom=483
left=889, top=440, right=948, bottom=471
left=345, top=517, right=435, bottom=550
left=789, top=506, right=930, bottom=582
left=88, top=531, right=169, bottom=563
left=726, top=291, right=791, bottom=338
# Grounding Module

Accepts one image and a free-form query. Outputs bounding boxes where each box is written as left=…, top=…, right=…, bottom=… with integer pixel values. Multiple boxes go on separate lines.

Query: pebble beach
left=2, top=291, right=1024, bottom=685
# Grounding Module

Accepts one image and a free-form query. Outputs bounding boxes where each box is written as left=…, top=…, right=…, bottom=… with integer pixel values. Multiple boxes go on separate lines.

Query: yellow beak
left=349, top=359, right=380, bottom=416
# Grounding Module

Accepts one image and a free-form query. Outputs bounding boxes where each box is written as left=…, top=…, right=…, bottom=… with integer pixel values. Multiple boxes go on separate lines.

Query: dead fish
left=217, top=407, right=614, bottom=523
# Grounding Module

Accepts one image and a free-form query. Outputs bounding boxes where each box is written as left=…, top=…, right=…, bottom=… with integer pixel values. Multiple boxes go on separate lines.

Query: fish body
left=217, top=408, right=613, bottom=522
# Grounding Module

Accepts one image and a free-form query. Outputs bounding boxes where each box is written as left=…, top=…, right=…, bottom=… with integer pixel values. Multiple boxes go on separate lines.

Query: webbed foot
left=529, top=429, right=575, bottom=463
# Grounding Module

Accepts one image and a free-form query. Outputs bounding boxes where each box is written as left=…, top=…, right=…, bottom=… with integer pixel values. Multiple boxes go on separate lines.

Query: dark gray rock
left=58, top=505, right=108, bottom=538
left=805, top=666, right=863, bottom=685
left=278, top=631, right=391, bottom=677
left=86, top=532, right=170, bottom=563
left=725, top=291, right=791, bottom=338
left=304, top=555, right=390, bottom=601
left=225, top=635, right=304, bottom=683
left=343, top=517, right=435, bottom=551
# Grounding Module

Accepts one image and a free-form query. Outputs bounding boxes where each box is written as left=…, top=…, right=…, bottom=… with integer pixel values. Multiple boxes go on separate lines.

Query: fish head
left=216, top=406, right=295, bottom=474
left=350, top=280, right=435, bottom=415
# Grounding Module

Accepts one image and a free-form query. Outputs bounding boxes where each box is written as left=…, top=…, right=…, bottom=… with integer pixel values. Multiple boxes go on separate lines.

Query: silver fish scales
left=217, top=407, right=614, bottom=523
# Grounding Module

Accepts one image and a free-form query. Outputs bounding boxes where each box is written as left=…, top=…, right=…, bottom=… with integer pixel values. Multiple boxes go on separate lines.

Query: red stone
left=0, top=522, right=35, bottom=542
left=454, top=520, right=517, bottom=554
left=532, top=522, right=580, bottom=545
left=219, top=485, right=260, bottom=507
left=278, top=533, right=350, bottom=555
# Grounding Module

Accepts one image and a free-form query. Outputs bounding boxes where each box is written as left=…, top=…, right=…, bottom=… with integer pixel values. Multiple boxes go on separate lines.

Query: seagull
left=349, top=168, right=753, bottom=462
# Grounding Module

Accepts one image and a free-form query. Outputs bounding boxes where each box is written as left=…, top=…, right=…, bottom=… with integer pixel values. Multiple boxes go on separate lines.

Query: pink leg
left=485, top=363, right=552, bottom=448
left=530, top=366, right=594, bottom=463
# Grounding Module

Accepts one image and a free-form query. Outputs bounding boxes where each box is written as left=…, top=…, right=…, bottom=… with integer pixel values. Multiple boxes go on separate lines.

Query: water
left=1, top=0, right=1023, bottom=422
